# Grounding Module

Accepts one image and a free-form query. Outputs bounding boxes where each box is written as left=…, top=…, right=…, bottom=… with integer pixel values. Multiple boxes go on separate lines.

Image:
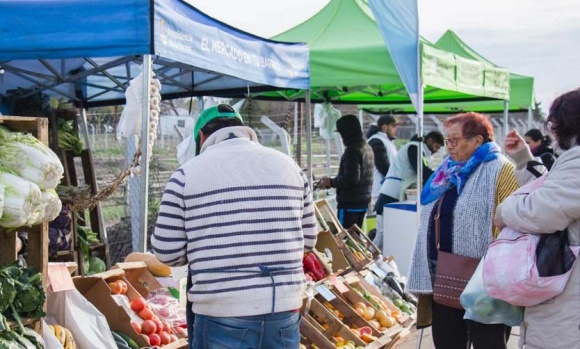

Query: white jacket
left=368, top=132, right=397, bottom=200
left=496, top=145, right=580, bottom=349
left=380, top=141, right=431, bottom=201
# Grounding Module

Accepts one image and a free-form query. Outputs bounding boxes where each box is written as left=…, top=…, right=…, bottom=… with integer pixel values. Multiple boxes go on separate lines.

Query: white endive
left=0, top=126, right=64, bottom=189
left=0, top=171, right=42, bottom=228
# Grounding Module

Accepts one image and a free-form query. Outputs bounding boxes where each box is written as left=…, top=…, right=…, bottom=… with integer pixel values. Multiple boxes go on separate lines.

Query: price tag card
left=315, top=285, right=336, bottom=301
left=329, top=276, right=349, bottom=294
left=370, top=262, right=387, bottom=279
left=48, top=263, right=75, bottom=292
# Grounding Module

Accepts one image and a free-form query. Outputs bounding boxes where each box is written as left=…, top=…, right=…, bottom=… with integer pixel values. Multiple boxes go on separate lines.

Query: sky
left=187, top=0, right=580, bottom=112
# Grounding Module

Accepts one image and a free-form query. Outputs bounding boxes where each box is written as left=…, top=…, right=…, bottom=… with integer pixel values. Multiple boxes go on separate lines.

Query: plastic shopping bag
left=47, top=288, right=117, bottom=349
left=460, top=258, right=523, bottom=327
left=116, top=69, right=144, bottom=140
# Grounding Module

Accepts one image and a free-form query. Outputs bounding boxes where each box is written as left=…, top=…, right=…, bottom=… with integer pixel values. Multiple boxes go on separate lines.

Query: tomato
left=108, top=282, right=123, bottom=294
left=163, top=322, right=171, bottom=333
left=151, top=317, right=164, bottom=334
left=169, top=334, right=179, bottom=343
left=130, top=321, right=142, bottom=334
left=138, top=308, right=154, bottom=321
left=130, top=297, right=147, bottom=312
left=116, top=280, right=128, bottom=295
left=148, top=333, right=161, bottom=346
left=158, top=331, right=171, bottom=345
left=140, top=334, right=150, bottom=345
left=141, top=320, right=157, bottom=335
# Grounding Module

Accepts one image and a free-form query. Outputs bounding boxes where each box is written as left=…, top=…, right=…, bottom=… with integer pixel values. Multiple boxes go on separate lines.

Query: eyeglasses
left=444, top=136, right=471, bottom=147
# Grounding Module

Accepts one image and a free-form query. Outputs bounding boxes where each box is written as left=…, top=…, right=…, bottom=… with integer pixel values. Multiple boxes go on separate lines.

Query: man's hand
left=319, top=177, right=332, bottom=189
left=504, top=129, right=528, bottom=156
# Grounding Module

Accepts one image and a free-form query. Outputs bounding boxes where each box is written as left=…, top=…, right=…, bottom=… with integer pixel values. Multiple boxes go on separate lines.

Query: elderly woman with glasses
left=406, top=112, right=519, bottom=349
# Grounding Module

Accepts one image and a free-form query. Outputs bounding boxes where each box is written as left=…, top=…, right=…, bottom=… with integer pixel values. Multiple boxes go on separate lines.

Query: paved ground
left=396, top=326, right=520, bottom=349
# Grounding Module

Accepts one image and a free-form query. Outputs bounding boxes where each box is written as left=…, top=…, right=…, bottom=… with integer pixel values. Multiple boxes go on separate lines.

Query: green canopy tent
left=257, top=0, right=510, bottom=106
left=361, top=30, right=535, bottom=115
left=252, top=0, right=510, bottom=188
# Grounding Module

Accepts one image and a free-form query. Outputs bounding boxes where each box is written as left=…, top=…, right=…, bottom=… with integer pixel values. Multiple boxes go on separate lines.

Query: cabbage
left=87, top=256, right=106, bottom=275
left=0, top=126, right=63, bottom=189
left=32, top=189, right=62, bottom=225
left=0, top=171, right=42, bottom=228
left=0, top=185, right=4, bottom=220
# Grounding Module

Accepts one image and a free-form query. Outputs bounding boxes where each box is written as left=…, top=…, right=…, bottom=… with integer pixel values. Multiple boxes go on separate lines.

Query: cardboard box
left=73, top=269, right=150, bottom=348
left=113, top=262, right=165, bottom=298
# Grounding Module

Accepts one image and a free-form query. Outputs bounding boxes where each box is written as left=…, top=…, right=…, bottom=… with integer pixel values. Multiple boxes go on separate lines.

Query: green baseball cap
left=193, top=104, right=243, bottom=154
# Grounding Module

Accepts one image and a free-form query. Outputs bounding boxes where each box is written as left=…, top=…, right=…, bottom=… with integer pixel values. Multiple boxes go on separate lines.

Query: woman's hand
left=504, top=129, right=528, bottom=156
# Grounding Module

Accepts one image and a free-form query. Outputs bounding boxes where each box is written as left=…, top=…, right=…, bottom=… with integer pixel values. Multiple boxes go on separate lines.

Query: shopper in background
left=320, top=114, right=374, bottom=229
left=366, top=115, right=399, bottom=241
left=406, top=112, right=519, bottom=349
left=366, top=115, right=399, bottom=202
left=495, top=88, right=580, bottom=349
left=524, top=128, right=556, bottom=170
left=151, top=104, right=318, bottom=349
left=372, top=131, right=444, bottom=249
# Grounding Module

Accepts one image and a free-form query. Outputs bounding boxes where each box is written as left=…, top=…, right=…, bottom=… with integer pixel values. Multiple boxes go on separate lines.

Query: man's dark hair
left=425, top=130, right=444, bottom=145
left=200, top=117, right=244, bottom=138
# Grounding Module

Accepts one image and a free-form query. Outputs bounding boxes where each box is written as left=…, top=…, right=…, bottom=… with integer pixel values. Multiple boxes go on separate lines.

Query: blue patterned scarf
left=421, top=142, right=501, bottom=205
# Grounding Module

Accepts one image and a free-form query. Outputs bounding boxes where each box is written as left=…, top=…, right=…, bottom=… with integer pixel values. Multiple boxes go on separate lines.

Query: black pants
left=337, top=209, right=366, bottom=230
left=432, top=300, right=511, bottom=349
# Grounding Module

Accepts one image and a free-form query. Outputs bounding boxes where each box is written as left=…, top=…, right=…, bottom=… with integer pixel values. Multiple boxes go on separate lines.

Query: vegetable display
left=0, top=126, right=63, bottom=228
left=0, top=263, right=47, bottom=348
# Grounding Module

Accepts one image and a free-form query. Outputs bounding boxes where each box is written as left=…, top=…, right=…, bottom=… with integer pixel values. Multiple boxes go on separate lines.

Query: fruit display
left=112, top=291, right=179, bottom=347
left=47, top=324, right=76, bottom=349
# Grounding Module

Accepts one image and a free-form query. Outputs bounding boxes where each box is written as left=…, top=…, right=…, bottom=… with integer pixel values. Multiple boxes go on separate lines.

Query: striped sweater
left=151, top=126, right=318, bottom=317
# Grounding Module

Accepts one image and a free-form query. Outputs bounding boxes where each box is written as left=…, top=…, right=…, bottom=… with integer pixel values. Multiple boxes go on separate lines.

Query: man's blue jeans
left=191, top=311, right=300, bottom=349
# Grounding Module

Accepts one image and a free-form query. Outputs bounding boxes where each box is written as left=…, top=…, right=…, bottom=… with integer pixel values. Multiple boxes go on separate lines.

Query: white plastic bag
left=116, top=69, right=144, bottom=140
left=42, top=319, right=64, bottom=349
left=47, top=288, right=118, bottom=349
left=460, top=258, right=523, bottom=327
left=313, top=103, right=341, bottom=140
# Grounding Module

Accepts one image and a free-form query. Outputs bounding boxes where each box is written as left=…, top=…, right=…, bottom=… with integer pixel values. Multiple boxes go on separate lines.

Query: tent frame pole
left=502, top=100, right=510, bottom=143
left=305, top=90, right=313, bottom=189
left=138, top=54, right=152, bottom=252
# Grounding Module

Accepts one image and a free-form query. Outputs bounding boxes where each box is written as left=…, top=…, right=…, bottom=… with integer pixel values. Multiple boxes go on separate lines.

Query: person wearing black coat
left=321, top=114, right=374, bottom=229
left=524, top=128, right=557, bottom=170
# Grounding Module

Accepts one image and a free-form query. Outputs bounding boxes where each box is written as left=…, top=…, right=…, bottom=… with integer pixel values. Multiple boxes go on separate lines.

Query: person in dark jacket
left=524, top=128, right=556, bottom=170
left=321, top=114, right=374, bottom=229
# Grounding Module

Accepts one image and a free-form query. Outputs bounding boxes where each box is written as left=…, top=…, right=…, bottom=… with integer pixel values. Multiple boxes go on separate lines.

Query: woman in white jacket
left=495, top=88, right=580, bottom=349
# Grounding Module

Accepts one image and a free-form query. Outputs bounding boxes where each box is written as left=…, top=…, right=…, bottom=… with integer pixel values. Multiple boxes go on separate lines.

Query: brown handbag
left=432, top=194, right=480, bottom=310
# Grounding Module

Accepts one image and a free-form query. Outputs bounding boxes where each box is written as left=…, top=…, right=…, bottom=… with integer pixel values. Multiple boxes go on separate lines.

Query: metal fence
left=85, top=108, right=544, bottom=238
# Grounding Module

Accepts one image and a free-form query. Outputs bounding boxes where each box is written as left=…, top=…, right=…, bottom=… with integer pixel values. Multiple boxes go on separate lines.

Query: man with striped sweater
left=151, top=104, right=318, bottom=349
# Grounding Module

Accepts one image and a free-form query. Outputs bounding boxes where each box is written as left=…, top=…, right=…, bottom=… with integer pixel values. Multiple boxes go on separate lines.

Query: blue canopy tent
left=0, top=0, right=310, bottom=251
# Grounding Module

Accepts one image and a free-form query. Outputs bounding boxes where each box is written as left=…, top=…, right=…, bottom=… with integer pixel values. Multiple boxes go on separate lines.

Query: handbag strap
left=434, top=193, right=446, bottom=250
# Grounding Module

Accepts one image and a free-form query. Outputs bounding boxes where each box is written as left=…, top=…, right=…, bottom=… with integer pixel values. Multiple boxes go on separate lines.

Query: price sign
left=315, top=285, right=336, bottom=301
left=329, top=276, right=349, bottom=294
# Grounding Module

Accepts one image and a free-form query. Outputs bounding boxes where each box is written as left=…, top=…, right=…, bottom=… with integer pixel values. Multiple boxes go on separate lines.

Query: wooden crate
left=301, top=297, right=366, bottom=348
left=314, top=287, right=381, bottom=335
left=348, top=224, right=381, bottom=261
left=314, top=230, right=351, bottom=274
left=330, top=281, right=403, bottom=339
left=0, top=116, right=50, bottom=333
left=334, top=230, right=373, bottom=271
left=314, top=199, right=342, bottom=235
left=344, top=274, right=414, bottom=327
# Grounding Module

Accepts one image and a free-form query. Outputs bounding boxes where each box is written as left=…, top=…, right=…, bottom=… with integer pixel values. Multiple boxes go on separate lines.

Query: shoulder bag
left=432, top=194, right=480, bottom=309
